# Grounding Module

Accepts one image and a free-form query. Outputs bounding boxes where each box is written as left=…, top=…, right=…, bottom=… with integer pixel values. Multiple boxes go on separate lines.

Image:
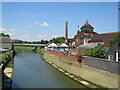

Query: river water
left=12, top=51, right=88, bottom=88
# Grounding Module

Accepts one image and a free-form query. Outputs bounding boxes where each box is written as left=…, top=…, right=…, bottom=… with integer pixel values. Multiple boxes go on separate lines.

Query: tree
left=68, top=38, right=74, bottom=43
left=0, top=33, right=10, bottom=37
left=109, top=35, right=120, bottom=47
left=87, top=44, right=106, bottom=58
left=50, top=37, right=65, bottom=44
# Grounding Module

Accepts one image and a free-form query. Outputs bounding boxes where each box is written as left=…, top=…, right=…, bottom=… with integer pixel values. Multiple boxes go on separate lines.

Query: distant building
left=0, top=37, right=12, bottom=51
left=74, top=20, right=97, bottom=47
left=47, top=43, right=58, bottom=50
left=58, top=43, right=68, bottom=52
left=105, top=41, right=120, bottom=61
left=88, top=32, right=119, bottom=48
left=47, top=42, right=69, bottom=52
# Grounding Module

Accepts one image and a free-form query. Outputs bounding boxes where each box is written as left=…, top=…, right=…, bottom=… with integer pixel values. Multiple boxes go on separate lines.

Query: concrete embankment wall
left=43, top=51, right=119, bottom=88
left=83, top=56, right=120, bottom=74
left=48, top=50, right=120, bottom=74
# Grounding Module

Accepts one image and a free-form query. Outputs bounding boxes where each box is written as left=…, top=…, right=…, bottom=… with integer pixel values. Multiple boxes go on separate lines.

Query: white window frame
left=108, top=55, right=113, bottom=60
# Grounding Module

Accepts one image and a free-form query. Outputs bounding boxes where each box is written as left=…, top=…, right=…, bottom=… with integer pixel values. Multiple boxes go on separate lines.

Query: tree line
left=14, top=37, right=74, bottom=44
left=0, top=33, right=10, bottom=37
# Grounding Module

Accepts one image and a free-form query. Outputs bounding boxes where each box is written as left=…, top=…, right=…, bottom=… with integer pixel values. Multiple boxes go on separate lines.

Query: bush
left=76, top=50, right=87, bottom=63
left=87, top=44, right=106, bottom=58
left=109, top=35, right=120, bottom=47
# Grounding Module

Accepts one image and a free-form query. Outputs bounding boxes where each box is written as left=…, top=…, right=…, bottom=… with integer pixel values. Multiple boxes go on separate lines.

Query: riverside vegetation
left=1, top=50, right=14, bottom=88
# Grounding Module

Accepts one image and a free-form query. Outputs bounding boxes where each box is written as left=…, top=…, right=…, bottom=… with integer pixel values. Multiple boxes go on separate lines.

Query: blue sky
left=1, top=2, right=118, bottom=41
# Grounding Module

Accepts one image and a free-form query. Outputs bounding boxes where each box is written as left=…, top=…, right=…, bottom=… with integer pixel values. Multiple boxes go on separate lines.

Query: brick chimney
left=65, top=21, right=68, bottom=43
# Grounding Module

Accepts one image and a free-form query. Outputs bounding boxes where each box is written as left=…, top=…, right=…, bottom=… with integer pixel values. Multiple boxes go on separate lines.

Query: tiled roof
left=0, top=37, right=12, bottom=43
left=80, top=22, right=94, bottom=29
left=89, top=32, right=119, bottom=42
left=75, top=32, right=97, bottom=37
left=103, top=39, right=112, bottom=47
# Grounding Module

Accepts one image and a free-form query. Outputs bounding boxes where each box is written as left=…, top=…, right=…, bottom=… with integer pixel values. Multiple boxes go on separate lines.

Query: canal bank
left=42, top=51, right=119, bottom=88
left=1, top=50, right=15, bottom=89
left=41, top=54, right=98, bottom=89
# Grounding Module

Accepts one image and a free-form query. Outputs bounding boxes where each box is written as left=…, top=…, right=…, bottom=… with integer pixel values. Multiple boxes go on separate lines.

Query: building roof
left=59, top=43, right=68, bottom=47
left=80, top=20, right=94, bottom=29
left=89, top=32, right=119, bottom=42
left=75, top=32, right=97, bottom=38
left=103, top=39, right=112, bottom=47
left=48, top=43, right=58, bottom=47
left=0, top=37, right=12, bottom=43
left=105, top=41, right=120, bottom=60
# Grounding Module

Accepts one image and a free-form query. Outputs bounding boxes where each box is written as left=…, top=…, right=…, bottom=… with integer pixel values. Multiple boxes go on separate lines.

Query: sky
left=0, top=2, right=119, bottom=41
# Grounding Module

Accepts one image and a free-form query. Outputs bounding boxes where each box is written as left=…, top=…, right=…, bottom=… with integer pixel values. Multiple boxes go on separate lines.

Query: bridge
left=13, top=43, right=47, bottom=47
left=13, top=44, right=47, bottom=51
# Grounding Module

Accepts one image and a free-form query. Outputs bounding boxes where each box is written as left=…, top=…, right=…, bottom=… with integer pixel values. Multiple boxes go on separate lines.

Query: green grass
left=14, top=46, right=35, bottom=54
left=1, top=50, right=13, bottom=64
left=7, top=58, right=14, bottom=68
left=34, top=48, right=46, bottom=55
left=14, top=46, right=35, bottom=51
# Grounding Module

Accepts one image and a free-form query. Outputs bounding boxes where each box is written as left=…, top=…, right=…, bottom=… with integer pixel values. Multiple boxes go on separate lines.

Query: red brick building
left=74, top=20, right=97, bottom=47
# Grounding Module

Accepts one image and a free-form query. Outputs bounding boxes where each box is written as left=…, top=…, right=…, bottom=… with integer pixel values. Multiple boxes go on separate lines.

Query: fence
left=47, top=50, right=78, bottom=62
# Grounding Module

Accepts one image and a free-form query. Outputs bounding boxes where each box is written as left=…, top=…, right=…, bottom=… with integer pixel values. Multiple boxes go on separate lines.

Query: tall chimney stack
left=65, top=21, right=68, bottom=43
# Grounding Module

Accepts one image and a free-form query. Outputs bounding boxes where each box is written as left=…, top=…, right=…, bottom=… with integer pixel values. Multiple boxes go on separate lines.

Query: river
left=12, top=51, right=88, bottom=88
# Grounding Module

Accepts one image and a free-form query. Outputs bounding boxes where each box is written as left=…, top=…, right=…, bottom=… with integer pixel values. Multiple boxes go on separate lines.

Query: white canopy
left=59, top=43, right=68, bottom=47
left=48, top=43, right=58, bottom=47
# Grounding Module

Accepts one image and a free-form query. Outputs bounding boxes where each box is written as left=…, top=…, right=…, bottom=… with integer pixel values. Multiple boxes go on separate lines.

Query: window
left=76, top=39, right=79, bottom=42
left=115, top=51, right=119, bottom=61
left=108, top=55, right=113, bottom=60
left=84, top=37, right=89, bottom=44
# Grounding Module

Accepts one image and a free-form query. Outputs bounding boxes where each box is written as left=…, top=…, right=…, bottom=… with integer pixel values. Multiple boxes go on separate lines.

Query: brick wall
left=48, top=50, right=78, bottom=62
left=75, top=38, right=84, bottom=47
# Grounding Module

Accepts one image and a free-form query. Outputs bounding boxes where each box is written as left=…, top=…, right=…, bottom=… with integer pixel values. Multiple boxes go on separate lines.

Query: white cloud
left=21, top=34, right=29, bottom=39
left=41, top=22, right=49, bottom=26
left=35, top=22, right=39, bottom=25
left=52, top=35, right=60, bottom=38
left=8, top=28, right=16, bottom=32
left=0, top=28, right=7, bottom=31
left=5, top=32, right=15, bottom=36
left=52, top=34, right=63, bottom=38
left=0, top=28, right=16, bottom=32
left=37, top=33, right=63, bottom=40
left=37, top=34, right=48, bottom=39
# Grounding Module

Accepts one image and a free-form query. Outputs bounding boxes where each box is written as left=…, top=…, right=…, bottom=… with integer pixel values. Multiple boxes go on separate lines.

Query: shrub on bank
left=76, top=50, right=87, bottom=63
left=35, top=48, right=46, bottom=55
left=1, top=50, right=13, bottom=64
left=86, top=44, right=106, bottom=58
